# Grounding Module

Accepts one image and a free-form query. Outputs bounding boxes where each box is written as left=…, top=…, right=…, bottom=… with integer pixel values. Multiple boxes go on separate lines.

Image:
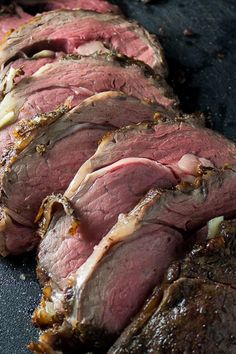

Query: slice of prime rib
left=0, top=53, right=176, bottom=156
left=65, top=119, right=235, bottom=197
left=0, top=0, right=118, bottom=44
left=110, top=219, right=236, bottom=354
left=0, top=91, right=169, bottom=257
left=32, top=167, right=236, bottom=352
left=35, top=119, right=236, bottom=289
left=0, top=3, right=32, bottom=41
left=17, top=0, right=120, bottom=13
left=0, top=3, right=122, bottom=91
left=0, top=8, right=167, bottom=86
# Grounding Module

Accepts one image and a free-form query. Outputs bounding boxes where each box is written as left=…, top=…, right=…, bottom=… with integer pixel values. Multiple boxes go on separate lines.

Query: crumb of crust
left=183, top=28, right=194, bottom=37
left=20, top=273, right=26, bottom=280
left=158, top=27, right=165, bottom=36
left=217, top=52, right=225, bottom=60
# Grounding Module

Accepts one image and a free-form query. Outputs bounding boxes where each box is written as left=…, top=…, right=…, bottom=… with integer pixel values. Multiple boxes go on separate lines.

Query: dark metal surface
left=117, top=0, right=236, bottom=140
left=0, top=1, right=236, bottom=353
left=0, top=254, right=40, bottom=354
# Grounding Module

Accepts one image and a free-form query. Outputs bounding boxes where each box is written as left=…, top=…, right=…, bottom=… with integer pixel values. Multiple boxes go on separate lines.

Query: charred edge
left=137, top=167, right=216, bottom=225
left=78, top=323, right=116, bottom=349
left=33, top=282, right=76, bottom=335
left=146, top=167, right=213, bottom=197
left=99, top=120, right=165, bottom=146
left=13, top=106, right=69, bottom=139
left=32, top=283, right=64, bottom=329
left=28, top=341, right=53, bottom=354
left=32, top=303, right=64, bottom=330
left=99, top=114, right=204, bottom=147
left=179, top=166, right=216, bottom=192
left=29, top=320, right=105, bottom=354
left=110, top=52, right=157, bottom=79
left=40, top=321, right=114, bottom=351
left=219, top=220, right=236, bottom=246
left=98, top=121, right=154, bottom=146
left=36, top=266, right=50, bottom=286
left=0, top=147, right=17, bottom=169
left=36, top=194, right=74, bottom=237
left=189, top=236, right=227, bottom=259
left=169, top=220, right=236, bottom=288
left=63, top=51, right=159, bottom=80
left=32, top=287, right=116, bottom=351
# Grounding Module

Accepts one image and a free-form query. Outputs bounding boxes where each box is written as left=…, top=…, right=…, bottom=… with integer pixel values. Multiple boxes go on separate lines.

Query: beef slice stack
left=0, top=1, right=235, bottom=354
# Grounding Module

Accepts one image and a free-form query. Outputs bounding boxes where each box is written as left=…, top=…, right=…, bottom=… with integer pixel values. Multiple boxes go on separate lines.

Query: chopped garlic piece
left=0, top=111, right=15, bottom=129
left=207, top=216, right=224, bottom=239
left=32, top=50, right=55, bottom=59
left=20, top=273, right=26, bottom=281
left=5, top=67, right=20, bottom=94
left=0, top=67, right=23, bottom=95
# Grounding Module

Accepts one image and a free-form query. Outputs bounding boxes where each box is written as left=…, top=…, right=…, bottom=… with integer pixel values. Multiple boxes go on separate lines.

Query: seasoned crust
left=99, top=112, right=204, bottom=147
left=60, top=52, right=177, bottom=105
left=0, top=106, right=68, bottom=181
left=36, top=193, right=74, bottom=239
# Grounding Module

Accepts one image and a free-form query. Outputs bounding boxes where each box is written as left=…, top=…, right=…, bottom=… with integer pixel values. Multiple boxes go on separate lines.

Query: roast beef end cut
left=111, top=219, right=236, bottom=354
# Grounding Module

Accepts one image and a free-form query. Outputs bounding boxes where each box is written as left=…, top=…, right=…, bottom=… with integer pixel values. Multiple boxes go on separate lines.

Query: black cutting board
left=0, top=1, right=236, bottom=353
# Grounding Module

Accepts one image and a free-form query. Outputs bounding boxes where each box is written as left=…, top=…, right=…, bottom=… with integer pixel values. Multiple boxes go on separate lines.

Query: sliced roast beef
left=0, top=3, right=32, bottom=41
left=35, top=119, right=236, bottom=305
left=37, top=160, right=179, bottom=288
left=0, top=54, right=175, bottom=157
left=0, top=1, right=118, bottom=45
left=0, top=4, right=123, bottom=89
left=35, top=119, right=236, bottom=289
left=0, top=91, right=167, bottom=257
left=110, top=220, right=236, bottom=354
left=18, top=0, right=120, bottom=13
left=0, top=9, right=166, bottom=79
left=33, top=167, right=236, bottom=351
left=66, top=120, right=236, bottom=197
left=0, top=2, right=121, bottom=89
left=0, top=54, right=62, bottom=97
